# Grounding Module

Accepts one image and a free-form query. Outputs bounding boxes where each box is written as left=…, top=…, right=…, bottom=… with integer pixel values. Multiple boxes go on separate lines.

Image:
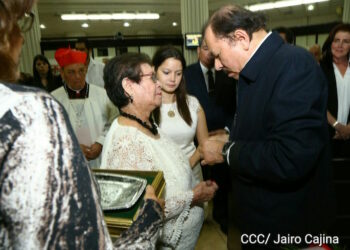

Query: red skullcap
left=54, top=48, right=87, bottom=68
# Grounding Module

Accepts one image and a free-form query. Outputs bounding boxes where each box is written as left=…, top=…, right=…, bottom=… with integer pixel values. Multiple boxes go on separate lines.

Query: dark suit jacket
left=227, top=32, right=334, bottom=235
left=184, top=62, right=236, bottom=131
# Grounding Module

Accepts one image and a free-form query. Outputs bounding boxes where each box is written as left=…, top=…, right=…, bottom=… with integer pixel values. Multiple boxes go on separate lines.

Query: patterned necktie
left=207, top=69, right=215, bottom=96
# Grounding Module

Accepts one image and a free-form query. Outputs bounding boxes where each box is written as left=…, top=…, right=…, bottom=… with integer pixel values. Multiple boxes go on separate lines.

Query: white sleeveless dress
left=101, top=119, right=204, bottom=249
left=159, top=95, right=204, bottom=184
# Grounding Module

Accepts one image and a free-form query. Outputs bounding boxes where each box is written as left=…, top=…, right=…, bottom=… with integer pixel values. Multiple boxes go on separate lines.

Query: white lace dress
left=159, top=95, right=203, bottom=184
left=101, top=119, right=204, bottom=249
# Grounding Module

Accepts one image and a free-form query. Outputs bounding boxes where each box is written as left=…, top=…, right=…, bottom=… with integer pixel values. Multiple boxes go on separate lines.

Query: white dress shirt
left=334, top=61, right=350, bottom=124
left=199, top=62, right=215, bottom=92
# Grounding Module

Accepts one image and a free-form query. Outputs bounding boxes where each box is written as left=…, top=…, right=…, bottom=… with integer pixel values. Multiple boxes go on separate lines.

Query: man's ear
left=121, top=77, right=134, bottom=97
left=233, top=29, right=250, bottom=50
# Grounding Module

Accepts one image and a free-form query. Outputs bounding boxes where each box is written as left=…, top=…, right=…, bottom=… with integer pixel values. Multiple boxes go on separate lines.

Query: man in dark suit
left=201, top=5, right=335, bottom=250
left=184, top=36, right=237, bottom=234
left=184, top=38, right=236, bottom=133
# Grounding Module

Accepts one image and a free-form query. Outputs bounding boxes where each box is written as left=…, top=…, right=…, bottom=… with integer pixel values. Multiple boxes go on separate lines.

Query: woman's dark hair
left=33, top=54, right=54, bottom=85
left=322, top=23, right=350, bottom=66
left=208, top=4, right=266, bottom=40
left=104, top=52, right=152, bottom=109
left=152, top=46, right=192, bottom=126
left=0, top=0, right=35, bottom=82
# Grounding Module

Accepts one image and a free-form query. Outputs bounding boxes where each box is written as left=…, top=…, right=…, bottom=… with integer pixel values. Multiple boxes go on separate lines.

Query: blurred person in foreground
left=51, top=47, right=118, bottom=168
left=101, top=52, right=218, bottom=249
left=200, top=4, right=334, bottom=249
left=0, top=0, right=163, bottom=249
left=320, top=23, right=350, bottom=158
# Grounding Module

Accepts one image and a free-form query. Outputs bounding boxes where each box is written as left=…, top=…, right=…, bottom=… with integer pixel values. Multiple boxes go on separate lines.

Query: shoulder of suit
left=185, top=62, right=199, bottom=72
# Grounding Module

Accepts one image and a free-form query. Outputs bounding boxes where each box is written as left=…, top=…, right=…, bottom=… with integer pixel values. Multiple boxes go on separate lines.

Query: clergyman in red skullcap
left=54, top=48, right=87, bottom=68
left=50, top=47, right=118, bottom=168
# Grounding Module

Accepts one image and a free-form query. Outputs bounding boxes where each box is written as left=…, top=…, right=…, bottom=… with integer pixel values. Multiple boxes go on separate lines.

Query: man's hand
left=200, top=139, right=226, bottom=165
left=208, top=130, right=229, bottom=142
left=144, top=185, right=165, bottom=212
left=80, top=144, right=90, bottom=158
left=81, top=142, right=103, bottom=160
left=209, top=128, right=228, bottom=136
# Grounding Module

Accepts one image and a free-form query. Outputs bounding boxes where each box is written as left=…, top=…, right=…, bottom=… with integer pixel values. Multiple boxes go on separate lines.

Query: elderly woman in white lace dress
left=101, top=53, right=218, bottom=249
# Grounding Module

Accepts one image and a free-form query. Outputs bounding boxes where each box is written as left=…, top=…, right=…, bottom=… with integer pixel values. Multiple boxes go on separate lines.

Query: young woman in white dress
left=101, top=53, right=218, bottom=249
left=152, top=46, right=209, bottom=185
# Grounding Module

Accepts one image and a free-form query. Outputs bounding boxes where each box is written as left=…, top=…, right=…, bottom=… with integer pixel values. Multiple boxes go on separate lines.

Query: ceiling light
left=172, top=22, right=178, bottom=27
left=61, top=13, right=160, bottom=21
left=245, top=0, right=329, bottom=12
left=307, top=4, right=315, bottom=11
left=123, top=22, right=130, bottom=27
left=40, top=24, right=46, bottom=29
left=81, top=23, right=89, bottom=28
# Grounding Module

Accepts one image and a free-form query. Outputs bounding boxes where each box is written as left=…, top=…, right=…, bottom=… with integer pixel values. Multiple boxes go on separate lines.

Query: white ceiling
left=37, top=0, right=345, bottom=38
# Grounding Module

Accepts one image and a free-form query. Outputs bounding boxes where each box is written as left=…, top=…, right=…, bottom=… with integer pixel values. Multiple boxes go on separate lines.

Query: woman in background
left=152, top=46, right=209, bottom=184
left=320, top=23, right=350, bottom=158
left=0, top=0, right=163, bottom=248
left=33, top=54, right=62, bottom=92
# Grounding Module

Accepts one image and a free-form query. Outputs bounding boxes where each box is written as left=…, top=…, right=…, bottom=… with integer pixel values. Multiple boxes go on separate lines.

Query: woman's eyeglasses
left=18, top=12, right=35, bottom=33
left=140, top=73, right=158, bottom=83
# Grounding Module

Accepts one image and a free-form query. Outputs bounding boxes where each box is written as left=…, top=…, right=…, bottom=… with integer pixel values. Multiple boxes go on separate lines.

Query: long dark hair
left=33, top=54, right=55, bottom=85
left=0, top=0, right=35, bottom=82
left=322, top=23, right=350, bottom=66
left=152, top=46, right=192, bottom=126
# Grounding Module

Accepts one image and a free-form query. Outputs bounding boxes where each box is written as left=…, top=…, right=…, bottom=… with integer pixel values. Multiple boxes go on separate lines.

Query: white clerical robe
left=51, top=84, right=118, bottom=168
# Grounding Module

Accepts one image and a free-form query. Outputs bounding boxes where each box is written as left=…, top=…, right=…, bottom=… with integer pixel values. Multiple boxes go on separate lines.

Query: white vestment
left=51, top=84, right=118, bottom=168
left=159, top=95, right=203, bottom=184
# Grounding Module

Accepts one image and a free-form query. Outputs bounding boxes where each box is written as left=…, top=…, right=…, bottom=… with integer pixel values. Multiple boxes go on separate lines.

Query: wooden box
left=92, top=169, right=165, bottom=237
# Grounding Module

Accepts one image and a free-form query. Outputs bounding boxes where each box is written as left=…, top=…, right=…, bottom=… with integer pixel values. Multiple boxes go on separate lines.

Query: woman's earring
left=129, top=95, right=133, bottom=103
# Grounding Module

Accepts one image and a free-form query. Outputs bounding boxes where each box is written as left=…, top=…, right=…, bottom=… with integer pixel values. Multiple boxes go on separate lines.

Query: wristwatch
left=221, top=141, right=232, bottom=157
